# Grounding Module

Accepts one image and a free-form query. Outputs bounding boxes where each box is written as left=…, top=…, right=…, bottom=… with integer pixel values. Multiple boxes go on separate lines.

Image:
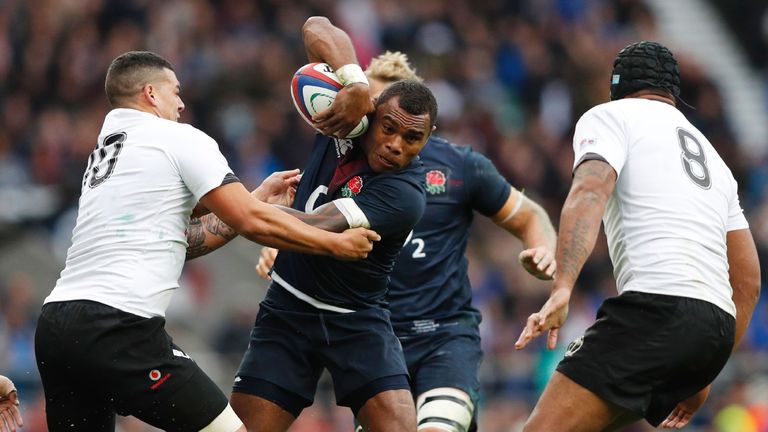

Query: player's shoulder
left=582, top=98, right=681, bottom=121
left=168, top=121, right=216, bottom=144
left=579, top=100, right=627, bottom=120
left=421, top=135, right=474, bottom=163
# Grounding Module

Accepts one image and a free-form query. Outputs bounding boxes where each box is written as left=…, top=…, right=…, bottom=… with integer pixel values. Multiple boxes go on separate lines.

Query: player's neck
left=626, top=91, right=676, bottom=107
left=113, top=101, right=161, bottom=117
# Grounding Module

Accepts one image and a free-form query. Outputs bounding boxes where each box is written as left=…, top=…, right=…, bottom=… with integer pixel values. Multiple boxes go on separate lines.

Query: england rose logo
left=341, top=175, right=363, bottom=197
left=425, top=170, right=446, bottom=195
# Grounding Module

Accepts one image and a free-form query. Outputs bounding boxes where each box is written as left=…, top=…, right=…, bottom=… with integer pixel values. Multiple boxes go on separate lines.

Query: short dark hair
left=105, top=51, right=174, bottom=107
left=375, top=80, right=438, bottom=128
left=610, top=41, right=680, bottom=101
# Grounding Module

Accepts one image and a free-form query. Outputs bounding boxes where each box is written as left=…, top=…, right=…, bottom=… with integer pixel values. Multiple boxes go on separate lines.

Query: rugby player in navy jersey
left=256, top=17, right=557, bottom=432
left=219, top=27, right=438, bottom=429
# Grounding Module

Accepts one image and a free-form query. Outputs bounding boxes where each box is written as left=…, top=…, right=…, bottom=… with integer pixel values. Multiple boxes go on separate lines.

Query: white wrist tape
left=336, top=64, right=369, bottom=87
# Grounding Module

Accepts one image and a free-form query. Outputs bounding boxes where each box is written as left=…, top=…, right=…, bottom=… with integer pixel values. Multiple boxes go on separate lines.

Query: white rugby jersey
left=45, top=109, right=234, bottom=318
left=573, top=98, right=748, bottom=317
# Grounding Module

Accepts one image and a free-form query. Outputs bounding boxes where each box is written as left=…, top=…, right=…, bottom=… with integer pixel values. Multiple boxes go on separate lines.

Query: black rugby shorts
left=557, top=291, right=735, bottom=426
left=35, top=300, right=228, bottom=432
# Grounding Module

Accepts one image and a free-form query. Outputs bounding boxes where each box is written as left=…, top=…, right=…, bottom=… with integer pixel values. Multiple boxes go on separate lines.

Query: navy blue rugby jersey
left=388, top=136, right=510, bottom=335
left=270, top=134, right=426, bottom=311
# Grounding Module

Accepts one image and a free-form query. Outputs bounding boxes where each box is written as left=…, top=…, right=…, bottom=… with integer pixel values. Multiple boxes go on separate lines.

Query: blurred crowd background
left=0, top=0, right=767, bottom=431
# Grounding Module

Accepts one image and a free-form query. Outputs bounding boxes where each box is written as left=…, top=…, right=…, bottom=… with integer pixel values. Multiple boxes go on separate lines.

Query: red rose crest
left=425, top=170, right=446, bottom=195
left=342, top=175, right=363, bottom=197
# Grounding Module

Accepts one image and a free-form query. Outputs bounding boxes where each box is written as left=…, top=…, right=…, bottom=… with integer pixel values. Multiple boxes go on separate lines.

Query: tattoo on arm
left=185, top=214, right=239, bottom=260
left=276, top=203, right=350, bottom=233
left=186, top=218, right=208, bottom=259
left=556, top=160, right=616, bottom=286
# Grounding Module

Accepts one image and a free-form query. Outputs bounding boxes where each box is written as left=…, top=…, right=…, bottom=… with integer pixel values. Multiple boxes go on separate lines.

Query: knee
left=358, top=389, right=416, bottom=431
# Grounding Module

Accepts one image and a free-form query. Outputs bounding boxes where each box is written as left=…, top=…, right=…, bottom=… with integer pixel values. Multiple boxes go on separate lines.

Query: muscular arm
left=276, top=202, right=351, bottom=233
left=491, top=187, right=558, bottom=279
left=186, top=169, right=303, bottom=260
left=303, top=16, right=359, bottom=69
left=491, top=188, right=557, bottom=251
left=726, top=228, right=761, bottom=349
left=187, top=199, right=352, bottom=260
left=198, top=182, right=376, bottom=259
left=186, top=214, right=239, bottom=260
left=514, top=160, right=616, bottom=350
left=302, top=16, right=373, bottom=137
left=554, top=160, right=616, bottom=291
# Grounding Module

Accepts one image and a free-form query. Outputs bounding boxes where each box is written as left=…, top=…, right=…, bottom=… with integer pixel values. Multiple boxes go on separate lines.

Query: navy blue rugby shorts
left=399, top=328, right=482, bottom=402
left=233, top=285, right=410, bottom=417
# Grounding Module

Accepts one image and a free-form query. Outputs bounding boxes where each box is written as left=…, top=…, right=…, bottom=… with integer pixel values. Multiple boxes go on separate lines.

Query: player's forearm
left=302, top=16, right=358, bottom=68
left=726, top=229, right=761, bottom=349
left=554, top=161, right=615, bottom=290
left=236, top=202, right=339, bottom=255
left=274, top=203, right=350, bottom=233
left=513, top=198, right=557, bottom=251
left=185, top=214, right=238, bottom=260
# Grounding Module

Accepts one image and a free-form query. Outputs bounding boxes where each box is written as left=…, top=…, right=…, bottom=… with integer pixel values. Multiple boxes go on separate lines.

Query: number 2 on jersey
left=677, top=128, right=711, bottom=189
left=83, top=132, right=126, bottom=188
left=404, top=230, right=426, bottom=259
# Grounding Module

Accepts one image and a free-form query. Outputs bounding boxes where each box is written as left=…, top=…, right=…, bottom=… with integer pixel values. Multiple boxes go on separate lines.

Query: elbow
left=748, top=274, right=762, bottom=304
left=733, top=271, right=761, bottom=308
left=303, top=16, right=331, bottom=37
left=566, top=183, right=610, bottom=211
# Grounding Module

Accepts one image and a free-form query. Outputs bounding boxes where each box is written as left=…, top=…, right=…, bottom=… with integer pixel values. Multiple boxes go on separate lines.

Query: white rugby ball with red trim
left=290, top=62, right=368, bottom=138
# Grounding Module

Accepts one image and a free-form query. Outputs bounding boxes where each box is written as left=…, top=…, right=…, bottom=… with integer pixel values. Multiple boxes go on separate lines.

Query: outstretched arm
left=186, top=214, right=238, bottom=260
left=515, top=160, right=616, bottom=350
left=186, top=169, right=301, bottom=260
left=198, top=182, right=378, bottom=260
left=491, top=188, right=557, bottom=279
left=253, top=200, right=361, bottom=281
left=302, top=16, right=373, bottom=138
left=276, top=201, right=352, bottom=233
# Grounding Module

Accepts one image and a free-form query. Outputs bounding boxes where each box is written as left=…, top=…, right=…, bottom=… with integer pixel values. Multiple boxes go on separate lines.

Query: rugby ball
left=290, top=62, right=369, bottom=138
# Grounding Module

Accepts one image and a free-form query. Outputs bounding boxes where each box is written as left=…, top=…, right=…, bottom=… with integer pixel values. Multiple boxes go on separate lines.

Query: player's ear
left=142, top=84, right=158, bottom=107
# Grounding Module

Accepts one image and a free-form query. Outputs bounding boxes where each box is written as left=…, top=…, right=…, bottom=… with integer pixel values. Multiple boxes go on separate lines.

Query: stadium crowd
left=0, top=0, right=766, bottom=430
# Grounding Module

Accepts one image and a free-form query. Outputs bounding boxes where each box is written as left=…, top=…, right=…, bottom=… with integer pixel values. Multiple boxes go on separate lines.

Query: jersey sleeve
left=726, top=176, right=749, bottom=232
left=465, top=150, right=511, bottom=217
left=573, top=105, right=629, bottom=176
left=351, top=176, right=426, bottom=237
left=170, top=127, right=237, bottom=201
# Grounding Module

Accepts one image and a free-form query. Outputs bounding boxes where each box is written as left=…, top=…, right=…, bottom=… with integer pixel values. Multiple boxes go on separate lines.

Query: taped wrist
left=336, top=64, right=369, bottom=87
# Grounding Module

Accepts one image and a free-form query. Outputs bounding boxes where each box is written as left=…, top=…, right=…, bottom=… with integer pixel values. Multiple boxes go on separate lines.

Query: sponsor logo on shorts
left=148, top=369, right=172, bottom=390
left=149, top=369, right=162, bottom=381
left=565, top=336, right=584, bottom=358
left=172, top=348, right=191, bottom=360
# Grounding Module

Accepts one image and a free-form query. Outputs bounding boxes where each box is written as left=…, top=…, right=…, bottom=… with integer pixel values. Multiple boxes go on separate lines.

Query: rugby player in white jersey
left=34, top=51, right=379, bottom=432
left=515, top=41, right=760, bottom=431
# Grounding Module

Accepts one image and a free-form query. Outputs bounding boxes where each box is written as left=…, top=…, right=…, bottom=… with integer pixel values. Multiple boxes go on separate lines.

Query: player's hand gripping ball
left=290, top=62, right=369, bottom=138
